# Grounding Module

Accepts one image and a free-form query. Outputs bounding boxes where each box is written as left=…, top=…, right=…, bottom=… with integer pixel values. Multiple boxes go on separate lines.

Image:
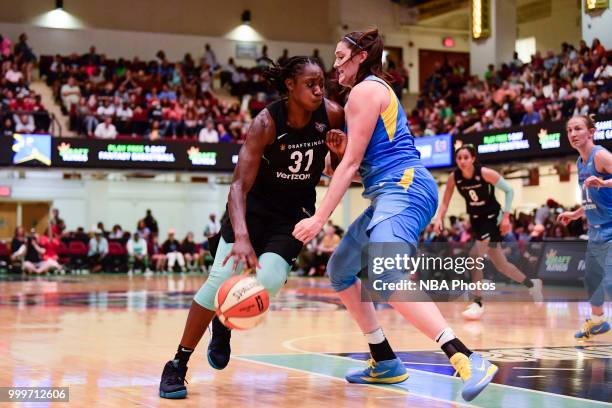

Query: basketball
left=214, top=275, right=270, bottom=330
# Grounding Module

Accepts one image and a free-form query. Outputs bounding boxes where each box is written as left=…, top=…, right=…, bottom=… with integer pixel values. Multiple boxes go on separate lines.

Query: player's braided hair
left=262, top=56, right=322, bottom=94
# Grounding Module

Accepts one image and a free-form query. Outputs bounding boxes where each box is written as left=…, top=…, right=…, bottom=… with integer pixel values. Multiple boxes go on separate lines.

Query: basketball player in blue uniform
left=159, top=56, right=344, bottom=398
left=435, top=145, right=543, bottom=320
left=293, top=29, right=497, bottom=402
left=558, top=115, right=612, bottom=339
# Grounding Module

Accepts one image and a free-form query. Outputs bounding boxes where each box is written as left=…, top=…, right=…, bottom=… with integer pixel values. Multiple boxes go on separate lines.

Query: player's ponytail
left=342, top=28, right=389, bottom=85
left=262, top=56, right=321, bottom=95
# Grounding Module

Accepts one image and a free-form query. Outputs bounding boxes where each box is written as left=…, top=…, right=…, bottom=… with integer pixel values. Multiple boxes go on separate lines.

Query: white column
left=582, top=5, right=612, bottom=49
left=470, top=0, right=517, bottom=78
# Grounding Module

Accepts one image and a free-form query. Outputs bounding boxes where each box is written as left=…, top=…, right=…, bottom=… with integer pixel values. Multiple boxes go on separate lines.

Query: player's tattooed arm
left=227, top=109, right=275, bottom=244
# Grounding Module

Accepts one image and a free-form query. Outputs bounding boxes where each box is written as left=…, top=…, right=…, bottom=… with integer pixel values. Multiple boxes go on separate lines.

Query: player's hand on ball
left=584, top=176, right=606, bottom=189
left=223, top=239, right=261, bottom=272
left=293, top=216, right=325, bottom=243
left=326, top=129, right=347, bottom=156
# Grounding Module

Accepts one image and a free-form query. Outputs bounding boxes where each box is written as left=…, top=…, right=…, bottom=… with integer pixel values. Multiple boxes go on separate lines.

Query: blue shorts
left=585, top=226, right=612, bottom=307
left=328, top=168, right=437, bottom=292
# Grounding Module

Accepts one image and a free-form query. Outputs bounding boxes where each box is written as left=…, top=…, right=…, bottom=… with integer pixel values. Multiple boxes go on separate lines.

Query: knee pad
left=328, top=248, right=359, bottom=292
left=256, top=252, right=290, bottom=298
left=193, top=237, right=235, bottom=311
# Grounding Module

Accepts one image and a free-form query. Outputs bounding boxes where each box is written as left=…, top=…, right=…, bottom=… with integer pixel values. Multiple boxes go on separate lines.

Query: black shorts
left=218, top=208, right=308, bottom=265
left=471, top=213, right=501, bottom=243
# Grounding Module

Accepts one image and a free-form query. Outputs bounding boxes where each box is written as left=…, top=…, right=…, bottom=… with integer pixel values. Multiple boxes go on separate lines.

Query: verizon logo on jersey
left=276, top=172, right=312, bottom=180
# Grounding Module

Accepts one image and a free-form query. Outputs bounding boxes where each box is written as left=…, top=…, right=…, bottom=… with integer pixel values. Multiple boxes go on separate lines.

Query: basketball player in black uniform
left=159, top=56, right=344, bottom=399
left=434, top=145, right=542, bottom=320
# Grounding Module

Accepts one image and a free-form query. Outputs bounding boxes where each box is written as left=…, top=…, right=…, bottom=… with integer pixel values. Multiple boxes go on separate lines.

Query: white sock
left=435, top=327, right=456, bottom=345
left=365, top=328, right=385, bottom=344
left=591, top=312, right=606, bottom=323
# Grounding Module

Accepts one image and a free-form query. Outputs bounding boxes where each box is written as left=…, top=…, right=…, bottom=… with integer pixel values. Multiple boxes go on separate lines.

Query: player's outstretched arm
left=435, top=172, right=455, bottom=233
left=293, top=83, right=379, bottom=243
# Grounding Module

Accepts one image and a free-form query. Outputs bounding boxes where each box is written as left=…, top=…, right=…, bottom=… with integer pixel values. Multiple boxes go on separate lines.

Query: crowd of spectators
left=0, top=33, right=52, bottom=136
left=409, top=39, right=611, bottom=137
left=0, top=199, right=592, bottom=277
left=45, top=45, right=253, bottom=141
left=1, top=208, right=220, bottom=275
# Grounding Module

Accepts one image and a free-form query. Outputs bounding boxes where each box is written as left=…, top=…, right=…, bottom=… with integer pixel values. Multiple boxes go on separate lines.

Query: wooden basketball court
left=0, top=274, right=610, bottom=407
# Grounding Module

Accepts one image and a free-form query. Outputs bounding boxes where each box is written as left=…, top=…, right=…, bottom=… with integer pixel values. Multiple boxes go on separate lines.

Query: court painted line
left=517, top=376, right=546, bottom=379
left=513, top=367, right=585, bottom=371
left=402, top=362, right=453, bottom=366
left=234, top=355, right=478, bottom=408
left=239, top=353, right=611, bottom=408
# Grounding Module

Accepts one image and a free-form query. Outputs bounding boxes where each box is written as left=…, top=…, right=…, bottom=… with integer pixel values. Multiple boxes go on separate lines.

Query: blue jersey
left=352, top=76, right=438, bottom=233
left=358, top=75, right=423, bottom=197
left=577, top=145, right=612, bottom=232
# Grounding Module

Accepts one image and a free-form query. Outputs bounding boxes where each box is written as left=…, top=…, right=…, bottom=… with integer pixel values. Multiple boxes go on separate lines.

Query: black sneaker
left=159, top=360, right=188, bottom=399
left=207, top=315, right=232, bottom=370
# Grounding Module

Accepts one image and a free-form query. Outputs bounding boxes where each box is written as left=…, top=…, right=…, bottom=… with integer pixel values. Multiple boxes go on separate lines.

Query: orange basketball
left=214, top=275, right=270, bottom=330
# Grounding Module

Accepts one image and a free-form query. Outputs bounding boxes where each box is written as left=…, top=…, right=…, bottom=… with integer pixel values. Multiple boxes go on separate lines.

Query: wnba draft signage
left=454, top=114, right=612, bottom=164
left=0, top=136, right=241, bottom=171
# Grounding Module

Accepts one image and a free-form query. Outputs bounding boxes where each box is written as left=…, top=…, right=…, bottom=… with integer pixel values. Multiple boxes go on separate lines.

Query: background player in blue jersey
left=558, top=115, right=612, bottom=339
left=435, top=145, right=543, bottom=320
left=293, top=29, right=497, bottom=402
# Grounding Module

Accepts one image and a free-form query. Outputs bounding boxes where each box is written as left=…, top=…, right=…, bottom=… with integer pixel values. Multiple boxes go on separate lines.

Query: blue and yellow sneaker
left=575, top=318, right=610, bottom=339
left=450, top=352, right=498, bottom=402
left=345, top=358, right=409, bottom=384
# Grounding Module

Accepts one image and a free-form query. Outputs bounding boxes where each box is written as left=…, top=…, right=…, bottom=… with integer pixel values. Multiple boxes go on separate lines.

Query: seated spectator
left=14, top=113, right=35, bottom=133
left=520, top=102, right=541, bottom=125
left=136, top=219, right=151, bottom=240
left=96, top=98, right=116, bottom=117
left=217, top=123, right=232, bottom=143
left=109, top=224, right=124, bottom=240
left=88, top=229, right=109, bottom=273
left=148, top=233, right=167, bottom=273
left=61, top=76, right=81, bottom=112
left=14, top=230, right=58, bottom=274
left=572, top=97, right=590, bottom=117
left=38, top=231, right=64, bottom=273
left=162, top=229, right=185, bottom=272
left=307, top=224, right=340, bottom=276
left=199, top=119, right=219, bottom=143
left=1, top=117, right=14, bottom=137
left=181, top=232, right=201, bottom=272
left=11, top=226, right=26, bottom=258
left=127, top=232, right=150, bottom=275
left=94, top=116, right=117, bottom=139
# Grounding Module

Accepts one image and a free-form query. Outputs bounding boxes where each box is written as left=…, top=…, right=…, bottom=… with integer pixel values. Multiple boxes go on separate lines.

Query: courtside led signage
left=57, top=142, right=89, bottom=162
left=98, top=144, right=176, bottom=163
left=12, top=133, right=52, bottom=166
left=187, top=147, right=218, bottom=166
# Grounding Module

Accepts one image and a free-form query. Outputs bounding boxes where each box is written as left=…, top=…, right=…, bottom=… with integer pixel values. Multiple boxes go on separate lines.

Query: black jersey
left=453, top=165, right=501, bottom=218
left=247, top=98, right=330, bottom=218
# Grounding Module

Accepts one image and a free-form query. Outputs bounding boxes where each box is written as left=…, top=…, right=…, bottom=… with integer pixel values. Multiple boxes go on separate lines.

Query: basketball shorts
left=471, top=212, right=502, bottom=243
